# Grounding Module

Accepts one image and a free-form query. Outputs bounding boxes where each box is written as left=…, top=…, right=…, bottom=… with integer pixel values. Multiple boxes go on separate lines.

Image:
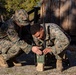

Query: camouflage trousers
left=0, top=39, right=20, bottom=61
left=0, top=40, right=30, bottom=61
left=52, top=50, right=66, bottom=60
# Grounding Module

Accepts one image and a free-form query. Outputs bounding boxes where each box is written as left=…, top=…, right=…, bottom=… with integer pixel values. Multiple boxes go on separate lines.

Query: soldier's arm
left=31, top=35, right=43, bottom=55
left=17, top=40, right=32, bottom=54
left=49, top=25, right=70, bottom=55
left=7, top=27, right=32, bottom=54
left=0, top=19, right=20, bottom=43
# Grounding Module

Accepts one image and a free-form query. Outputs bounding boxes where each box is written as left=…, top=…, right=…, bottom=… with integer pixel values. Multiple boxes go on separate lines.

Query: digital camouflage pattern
left=0, top=10, right=32, bottom=61
left=13, top=9, right=29, bottom=26
left=33, top=23, right=70, bottom=59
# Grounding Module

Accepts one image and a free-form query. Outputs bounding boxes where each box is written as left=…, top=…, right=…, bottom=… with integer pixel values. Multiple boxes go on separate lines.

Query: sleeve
left=7, top=27, right=32, bottom=54
left=49, top=25, right=70, bottom=55
left=5, top=19, right=21, bottom=42
left=17, top=40, right=32, bottom=54
left=7, top=24, right=32, bottom=54
left=7, top=26, right=20, bottom=42
left=0, top=19, right=20, bottom=42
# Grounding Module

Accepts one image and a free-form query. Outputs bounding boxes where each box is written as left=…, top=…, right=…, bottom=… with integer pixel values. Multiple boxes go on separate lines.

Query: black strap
left=47, top=25, right=54, bottom=46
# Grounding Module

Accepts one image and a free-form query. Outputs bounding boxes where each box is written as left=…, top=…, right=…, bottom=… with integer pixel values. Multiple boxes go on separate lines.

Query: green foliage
left=0, top=0, right=40, bottom=20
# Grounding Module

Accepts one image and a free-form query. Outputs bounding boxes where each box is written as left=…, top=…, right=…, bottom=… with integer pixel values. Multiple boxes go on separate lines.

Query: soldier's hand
left=32, top=46, right=42, bottom=55
left=43, top=48, right=51, bottom=54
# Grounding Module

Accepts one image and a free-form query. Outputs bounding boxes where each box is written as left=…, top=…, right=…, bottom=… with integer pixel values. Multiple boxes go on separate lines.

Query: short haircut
left=30, top=23, right=41, bottom=35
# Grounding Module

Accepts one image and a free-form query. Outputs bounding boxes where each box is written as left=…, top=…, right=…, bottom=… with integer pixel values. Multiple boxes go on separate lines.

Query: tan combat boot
left=8, top=57, right=21, bottom=67
left=0, top=55, right=8, bottom=68
left=56, top=59, right=63, bottom=72
left=12, top=59, right=21, bottom=67
left=13, top=61, right=21, bottom=67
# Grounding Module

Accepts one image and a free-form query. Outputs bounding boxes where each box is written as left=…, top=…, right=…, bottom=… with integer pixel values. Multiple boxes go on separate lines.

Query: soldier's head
left=30, top=23, right=45, bottom=40
left=13, top=9, right=29, bottom=27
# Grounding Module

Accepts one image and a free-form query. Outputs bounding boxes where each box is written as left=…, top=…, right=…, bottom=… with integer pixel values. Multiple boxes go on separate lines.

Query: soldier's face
left=34, top=27, right=44, bottom=40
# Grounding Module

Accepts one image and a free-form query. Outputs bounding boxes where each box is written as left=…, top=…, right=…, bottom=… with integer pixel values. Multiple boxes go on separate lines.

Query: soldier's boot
left=7, top=58, right=21, bottom=67
left=0, top=55, right=8, bottom=68
left=56, top=59, right=63, bottom=72
left=13, top=61, right=21, bottom=67
left=12, top=58, right=21, bottom=67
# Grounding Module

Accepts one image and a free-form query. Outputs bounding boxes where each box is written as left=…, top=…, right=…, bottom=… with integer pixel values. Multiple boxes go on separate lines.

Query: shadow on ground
left=14, top=50, right=76, bottom=72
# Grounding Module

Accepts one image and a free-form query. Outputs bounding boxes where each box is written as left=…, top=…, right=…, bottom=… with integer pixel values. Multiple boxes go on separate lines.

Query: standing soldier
left=0, top=9, right=33, bottom=67
left=30, top=23, right=70, bottom=71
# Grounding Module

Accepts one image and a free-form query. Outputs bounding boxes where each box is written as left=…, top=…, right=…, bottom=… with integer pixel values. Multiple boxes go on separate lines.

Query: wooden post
left=36, top=55, right=45, bottom=71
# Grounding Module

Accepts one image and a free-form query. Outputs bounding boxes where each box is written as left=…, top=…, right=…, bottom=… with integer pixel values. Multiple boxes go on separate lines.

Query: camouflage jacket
left=0, top=18, right=32, bottom=53
left=33, top=23, right=70, bottom=55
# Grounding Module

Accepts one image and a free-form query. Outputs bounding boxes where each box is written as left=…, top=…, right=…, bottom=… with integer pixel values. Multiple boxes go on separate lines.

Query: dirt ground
left=0, top=65, right=76, bottom=75
left=0, top=50, right=76, bottom=75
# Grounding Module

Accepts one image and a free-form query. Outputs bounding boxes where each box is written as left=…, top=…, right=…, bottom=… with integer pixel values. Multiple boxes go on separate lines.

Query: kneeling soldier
left=31, top=23, right=70, bottom=71
left=0, top=9, right=33, bottom=67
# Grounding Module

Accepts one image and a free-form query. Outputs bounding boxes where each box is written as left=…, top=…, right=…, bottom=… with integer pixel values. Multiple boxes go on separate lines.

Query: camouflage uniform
left=33, top=23, right=70, bottom=59
left=0, top=9, right=32, bottom=61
